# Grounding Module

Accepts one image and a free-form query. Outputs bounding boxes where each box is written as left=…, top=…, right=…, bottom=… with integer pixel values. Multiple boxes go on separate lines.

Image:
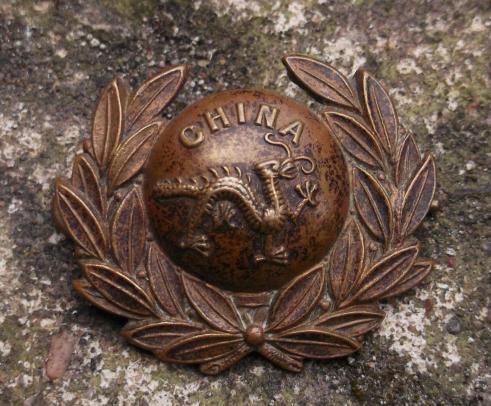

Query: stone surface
left=0, top=0, right=489, bottom=404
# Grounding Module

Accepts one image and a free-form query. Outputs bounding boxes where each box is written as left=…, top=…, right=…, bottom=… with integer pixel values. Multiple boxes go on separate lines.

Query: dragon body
left=153, top=133, right=318, bottom=265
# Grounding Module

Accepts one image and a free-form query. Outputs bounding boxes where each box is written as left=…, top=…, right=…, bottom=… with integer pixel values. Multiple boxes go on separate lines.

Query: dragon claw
left=180, top=234, right=212, bottom=257
left=254, top=254, right=266, bottom=263
left=270, top=248, right=289, bottom=265
left=254, top=246, right=289, bottom=265
left=296, top=181, right=319, bottom=206
left=212, top=201, right=237, bottom=228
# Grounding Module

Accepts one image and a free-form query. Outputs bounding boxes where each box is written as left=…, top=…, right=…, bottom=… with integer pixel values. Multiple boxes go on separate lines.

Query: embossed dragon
left=152, top=133, right=319, bottom=265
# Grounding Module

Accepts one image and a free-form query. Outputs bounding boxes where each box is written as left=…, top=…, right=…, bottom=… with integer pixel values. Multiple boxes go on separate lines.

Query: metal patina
left=53, top=55, right=436, bottom=374
left=144, top=89, right=349, bottom=292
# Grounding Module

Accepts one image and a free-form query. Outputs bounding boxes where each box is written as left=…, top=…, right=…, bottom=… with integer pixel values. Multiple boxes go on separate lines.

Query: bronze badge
left=53, top=55, right=436, bottom=374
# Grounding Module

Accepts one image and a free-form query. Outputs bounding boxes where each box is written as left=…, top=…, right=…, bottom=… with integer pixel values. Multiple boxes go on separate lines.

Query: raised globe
left=144, top=89, right=349, bottom=292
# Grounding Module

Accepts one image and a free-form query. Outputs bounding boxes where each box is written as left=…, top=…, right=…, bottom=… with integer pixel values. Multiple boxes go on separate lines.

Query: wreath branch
left=284, top=54, right=436, bottom=308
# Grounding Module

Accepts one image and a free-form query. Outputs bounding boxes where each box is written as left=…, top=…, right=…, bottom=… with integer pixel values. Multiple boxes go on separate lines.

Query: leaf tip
left=282, top=53, right=302, bottom=68
left=54, top=176, right=66, bottom=191
left=281, top=54, right=312, bottom=79
left=72, top=278, right=87, bottom=295
left=164, top=64, right=189, bottom=87
left=120, top=325, right=133, bottom=340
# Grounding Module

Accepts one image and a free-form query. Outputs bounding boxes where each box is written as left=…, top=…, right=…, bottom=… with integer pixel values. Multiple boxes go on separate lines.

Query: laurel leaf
left=52, top=192, right=67, bottom=234
left=73, top=278, right=146, bottom=320
left=283, top=55, right=359, bottom=109
left=325, top=111, right=384, bottom=168
left=121, top=320, right=202, bottom=350
left=257, top=343, right=303, bottom=372
left=107, top=121, right=163, bottom=193
left=380, top=259, right=433, bottom=299
left=315, top=304, right=385, bottom=336
left=268, top=265, right=324, bottom=332
left=71, top=153, right=106, bottom=215
left=329, top=220, right=365, bottom=303
left=400, top=154, right=436, bottom=238
left=396, top=133, right=421, bottom=185
left=360, top=71, right=398, bottom=154
left=111, top=187, right=146, bottom=275
left=271, top=327, right=360, bottom=359
left=147, top=243, right=185, bottom=318
left=54, top=178, right=107, bottom=259
left=182, top=273, right=242, bottom=333
left=91, top=77, right=128, bottom=168
left=353, top=167, right=393, bottom=243
left=347, top=245, right=419, bottom=304
left=126, top=65, right=187, bottom=132
left=81, top=260, right=155, bottom=316
left=199, top=343, right=252, bottom=375
left=158, top=331, right=243, bottom=364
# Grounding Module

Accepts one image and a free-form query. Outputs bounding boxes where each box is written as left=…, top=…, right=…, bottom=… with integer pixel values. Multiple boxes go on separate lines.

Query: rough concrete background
left=0, top=0, right=490, bottom=404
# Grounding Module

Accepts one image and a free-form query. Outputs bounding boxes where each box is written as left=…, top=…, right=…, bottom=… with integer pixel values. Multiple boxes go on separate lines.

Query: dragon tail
left=153, top=180, right=202, bottom=199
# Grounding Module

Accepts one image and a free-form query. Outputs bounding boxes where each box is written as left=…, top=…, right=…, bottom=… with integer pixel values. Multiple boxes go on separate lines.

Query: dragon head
left=254, top=133, right=315, bottom=179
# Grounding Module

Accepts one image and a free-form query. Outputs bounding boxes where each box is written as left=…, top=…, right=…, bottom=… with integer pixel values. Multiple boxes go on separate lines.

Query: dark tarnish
left=53, top=55, right=436, bottom=374
left=151, top=131, right=320, bottom=279
left=144, top=89, right=348, bottom=292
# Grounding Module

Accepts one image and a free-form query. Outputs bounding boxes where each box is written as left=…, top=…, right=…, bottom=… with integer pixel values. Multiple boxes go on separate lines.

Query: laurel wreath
left=53, top=56, right=436, bottom=375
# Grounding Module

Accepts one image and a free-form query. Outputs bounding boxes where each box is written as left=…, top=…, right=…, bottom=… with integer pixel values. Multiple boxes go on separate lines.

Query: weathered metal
left=53, top=55, right=436, bottom=374
left=145, top=89, right=349, bottom=292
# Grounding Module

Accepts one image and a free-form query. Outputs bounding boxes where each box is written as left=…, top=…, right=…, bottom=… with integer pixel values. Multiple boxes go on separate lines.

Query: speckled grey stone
left=0, top=0, right=490, bottom=405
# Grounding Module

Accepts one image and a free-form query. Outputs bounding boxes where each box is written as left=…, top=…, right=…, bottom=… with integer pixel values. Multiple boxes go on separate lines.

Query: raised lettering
left=179, top=125, right=204, bottom=148
left=205, top=107, right=231, bottom=132
left=236, top=102, right=246, bottom=124
left=255, top=104, right=278, bottom=129
left=278, top=120, right=304, bottom=144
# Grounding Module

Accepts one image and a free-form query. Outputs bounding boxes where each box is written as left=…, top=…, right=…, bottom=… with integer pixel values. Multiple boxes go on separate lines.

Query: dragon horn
left=264, top=132, right=292, bottom=157
left=294, top=156, right=315, bottom=174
